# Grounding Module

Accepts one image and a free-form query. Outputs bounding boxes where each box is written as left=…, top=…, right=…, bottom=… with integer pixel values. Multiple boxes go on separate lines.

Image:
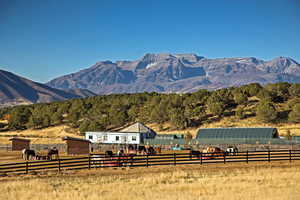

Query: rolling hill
left=0, top=69, right=95, bottom=106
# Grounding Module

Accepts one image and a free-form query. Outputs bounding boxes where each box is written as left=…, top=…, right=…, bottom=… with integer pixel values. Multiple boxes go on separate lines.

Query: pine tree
left=288, top=104, right=300, bottom=123
left=256, top=101, right=277, bottom=122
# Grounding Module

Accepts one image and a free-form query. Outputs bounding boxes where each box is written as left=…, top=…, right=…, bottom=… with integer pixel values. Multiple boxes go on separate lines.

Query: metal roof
left=62, top=136, right=91, bottom=143
left=196, top=127, right=278, bottom=139
left=120, top=122, right=156, bottom=138
left=9, top=137, right=30, bottom=142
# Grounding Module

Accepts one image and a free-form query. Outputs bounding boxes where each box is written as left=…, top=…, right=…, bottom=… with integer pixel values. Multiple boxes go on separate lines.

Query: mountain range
left=0, top=69, right=96, bottom=106
left=1, top=53, right=300, bottom=106
left=47, top=53, right=300, bottom=94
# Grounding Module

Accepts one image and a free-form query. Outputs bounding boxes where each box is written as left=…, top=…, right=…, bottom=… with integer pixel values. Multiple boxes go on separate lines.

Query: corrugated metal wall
left=144, top=138, right=300, bottom=145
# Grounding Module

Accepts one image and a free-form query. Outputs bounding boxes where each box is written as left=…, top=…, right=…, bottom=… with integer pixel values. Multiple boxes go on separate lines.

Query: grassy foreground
left=1, top=163, right=300, bottom=200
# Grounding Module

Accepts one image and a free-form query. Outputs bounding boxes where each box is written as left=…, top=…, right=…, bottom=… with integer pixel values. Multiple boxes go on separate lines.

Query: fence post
left=246, top=150, right=248, bottom=164
left=173, top=153, right=176, bottom=166
left=88, top=155, right=91, bottom=169
left=289, top=150, right=292, bottom=163
left=200, top=152, right=203, bottom=165
left=146, top=154, right=149, bottom=167
left=58, top=159, right=61, bottom=171
left=26, top=161, right=28, bottom=174
left=268, top=150, right=271, bottom=162
left=223, top=152, right=226, bottom=164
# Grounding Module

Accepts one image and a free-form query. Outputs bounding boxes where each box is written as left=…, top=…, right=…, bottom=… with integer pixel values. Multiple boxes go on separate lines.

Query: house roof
left=120, top=122, right=156, bottom=134
left=9, top=137, right=30, bottom=142
left=196, top=127, right=278, bottom=139
left=62, top=136, right=91, bottom=143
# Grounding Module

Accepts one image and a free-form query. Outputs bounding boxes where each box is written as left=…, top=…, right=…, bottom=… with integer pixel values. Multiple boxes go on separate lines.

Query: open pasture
left=0, top=162, right=300, bottom=200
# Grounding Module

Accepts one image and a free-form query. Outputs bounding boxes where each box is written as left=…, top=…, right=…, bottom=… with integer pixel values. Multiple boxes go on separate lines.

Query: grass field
left=0, top=162, right=299, bottom=200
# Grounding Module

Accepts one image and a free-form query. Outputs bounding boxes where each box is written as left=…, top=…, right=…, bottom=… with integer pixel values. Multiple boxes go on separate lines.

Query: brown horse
left=47, top=147, right=59, bottom=160
left=202, top=146, right=224, bottom=159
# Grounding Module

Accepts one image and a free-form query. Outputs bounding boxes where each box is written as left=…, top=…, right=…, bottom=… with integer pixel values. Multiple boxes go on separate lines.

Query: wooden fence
left=0, top=150, right=300, bottom=175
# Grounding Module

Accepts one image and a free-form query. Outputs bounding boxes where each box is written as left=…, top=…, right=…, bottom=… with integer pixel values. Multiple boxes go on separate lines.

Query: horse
left=154, top=147, right=162, bottom=154
left=35, top=155, right=49, bottom=160
left=202, top=146, right=224, bottom=159
left=190, top=150, right=201, bottom=159
left=137, top=146, right=147, bottom=155
left=226, top=146, right=238, bottom=156
left=146, top=146, right=156, bottom=155
left=22, top=149, right=36, bottom=160
left=47, top=147, right=59, bottom=160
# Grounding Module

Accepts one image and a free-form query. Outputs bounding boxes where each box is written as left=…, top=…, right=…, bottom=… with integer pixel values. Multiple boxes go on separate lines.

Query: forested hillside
left=1, top=82, right=300, bottom=135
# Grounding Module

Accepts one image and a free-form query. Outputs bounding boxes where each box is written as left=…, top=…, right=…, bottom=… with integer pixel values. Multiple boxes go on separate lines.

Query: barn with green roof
left=196, top=127, right=279, bottom=139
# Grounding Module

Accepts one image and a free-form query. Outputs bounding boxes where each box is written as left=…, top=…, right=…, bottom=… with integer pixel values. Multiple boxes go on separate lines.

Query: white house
left=85, top=131, right=141, bottom=144
left=85, top=122, right=156, bottom=144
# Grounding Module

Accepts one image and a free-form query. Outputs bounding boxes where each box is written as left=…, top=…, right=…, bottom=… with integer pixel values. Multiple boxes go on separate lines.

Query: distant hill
left=47, top=53, right=300, bottom=94
left=0, top=69, right=95, bottom=106
left=64, top=88, right=97, bottom=98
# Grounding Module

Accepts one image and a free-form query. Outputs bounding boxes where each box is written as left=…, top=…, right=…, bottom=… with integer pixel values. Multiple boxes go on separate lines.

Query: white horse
left=226, top=146, right=238, bottom=156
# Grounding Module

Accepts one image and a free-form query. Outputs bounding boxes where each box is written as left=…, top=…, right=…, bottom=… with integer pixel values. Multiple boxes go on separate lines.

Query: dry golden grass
left=0, top=125, right=82, bottom=144
left=1, top=162, right=299, bottom=200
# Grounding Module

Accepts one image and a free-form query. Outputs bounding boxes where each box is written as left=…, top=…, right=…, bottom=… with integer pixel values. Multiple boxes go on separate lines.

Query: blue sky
left=1, top=0, right=300, bottom=83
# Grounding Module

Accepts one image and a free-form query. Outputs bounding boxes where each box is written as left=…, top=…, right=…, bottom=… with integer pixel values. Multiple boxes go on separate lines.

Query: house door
left=121, top=136, right=127, bottom=143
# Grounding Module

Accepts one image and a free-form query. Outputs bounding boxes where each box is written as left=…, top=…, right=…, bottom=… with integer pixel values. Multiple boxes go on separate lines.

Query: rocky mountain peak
left=46, top=53, right=300, bottom=95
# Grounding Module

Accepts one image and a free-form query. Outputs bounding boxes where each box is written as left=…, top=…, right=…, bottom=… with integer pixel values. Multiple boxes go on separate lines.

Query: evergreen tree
left=79, top=120, right=90, bottom=134
left=233, top=90, right=248, bottom=105
left=208, top=102, right=225, bottom=117
left=288, top=104, right=300, bottom=123
left=257, top=89, right=274, bottom=102
left=256, top=101, right=277, bottom=122
left=288, top=83, right=300, bottom=98
left=8, top=107, right=31, bottom=130
left=235, top=106, right=245, bottom=119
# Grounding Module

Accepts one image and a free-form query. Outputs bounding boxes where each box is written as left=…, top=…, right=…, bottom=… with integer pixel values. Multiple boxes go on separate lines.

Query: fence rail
left=0, top=150, right=300, bottom=175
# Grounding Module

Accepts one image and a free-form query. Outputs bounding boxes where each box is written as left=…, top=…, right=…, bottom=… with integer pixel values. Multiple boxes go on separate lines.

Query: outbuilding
left=86, top=131, right=141, bottom=144
left=85, top=122, right=157, bottom=144
left=62, top=136, right=91, bottom=155
left=196, top=127, right=279, bottom=139
left=9, top=137, right=30, bottom=151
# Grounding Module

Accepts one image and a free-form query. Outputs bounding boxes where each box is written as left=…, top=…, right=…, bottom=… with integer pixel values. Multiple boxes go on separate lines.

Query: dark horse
left=189, top=150, right=201, bottom=159
left=47, top=147, right=59, bottom=160
left=22, top=149, right=36, bottom=160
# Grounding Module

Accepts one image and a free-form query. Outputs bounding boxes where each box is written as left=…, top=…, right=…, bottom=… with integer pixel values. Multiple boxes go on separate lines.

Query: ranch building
left=155, top=134, right=185, bottom=140
left=196, top=127, right=279, bottom=139
left=85, top=122, right=156, bottom=144
left=62, top=136, right=91, bottom=155
left=9, top=137, right=30, bottom=151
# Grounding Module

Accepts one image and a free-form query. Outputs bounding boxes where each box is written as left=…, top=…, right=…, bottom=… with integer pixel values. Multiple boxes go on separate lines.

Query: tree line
left=1, top=82, right=300, bottom=134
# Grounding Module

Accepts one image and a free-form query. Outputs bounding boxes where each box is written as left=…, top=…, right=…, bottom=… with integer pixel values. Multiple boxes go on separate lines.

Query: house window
left=116, top=136, right=119, bottom=141
left=89, top=135, right=93, bottom=140
left=103, top=135, right=108, bottom=141
left=132, top=136, right=137, bottom=141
